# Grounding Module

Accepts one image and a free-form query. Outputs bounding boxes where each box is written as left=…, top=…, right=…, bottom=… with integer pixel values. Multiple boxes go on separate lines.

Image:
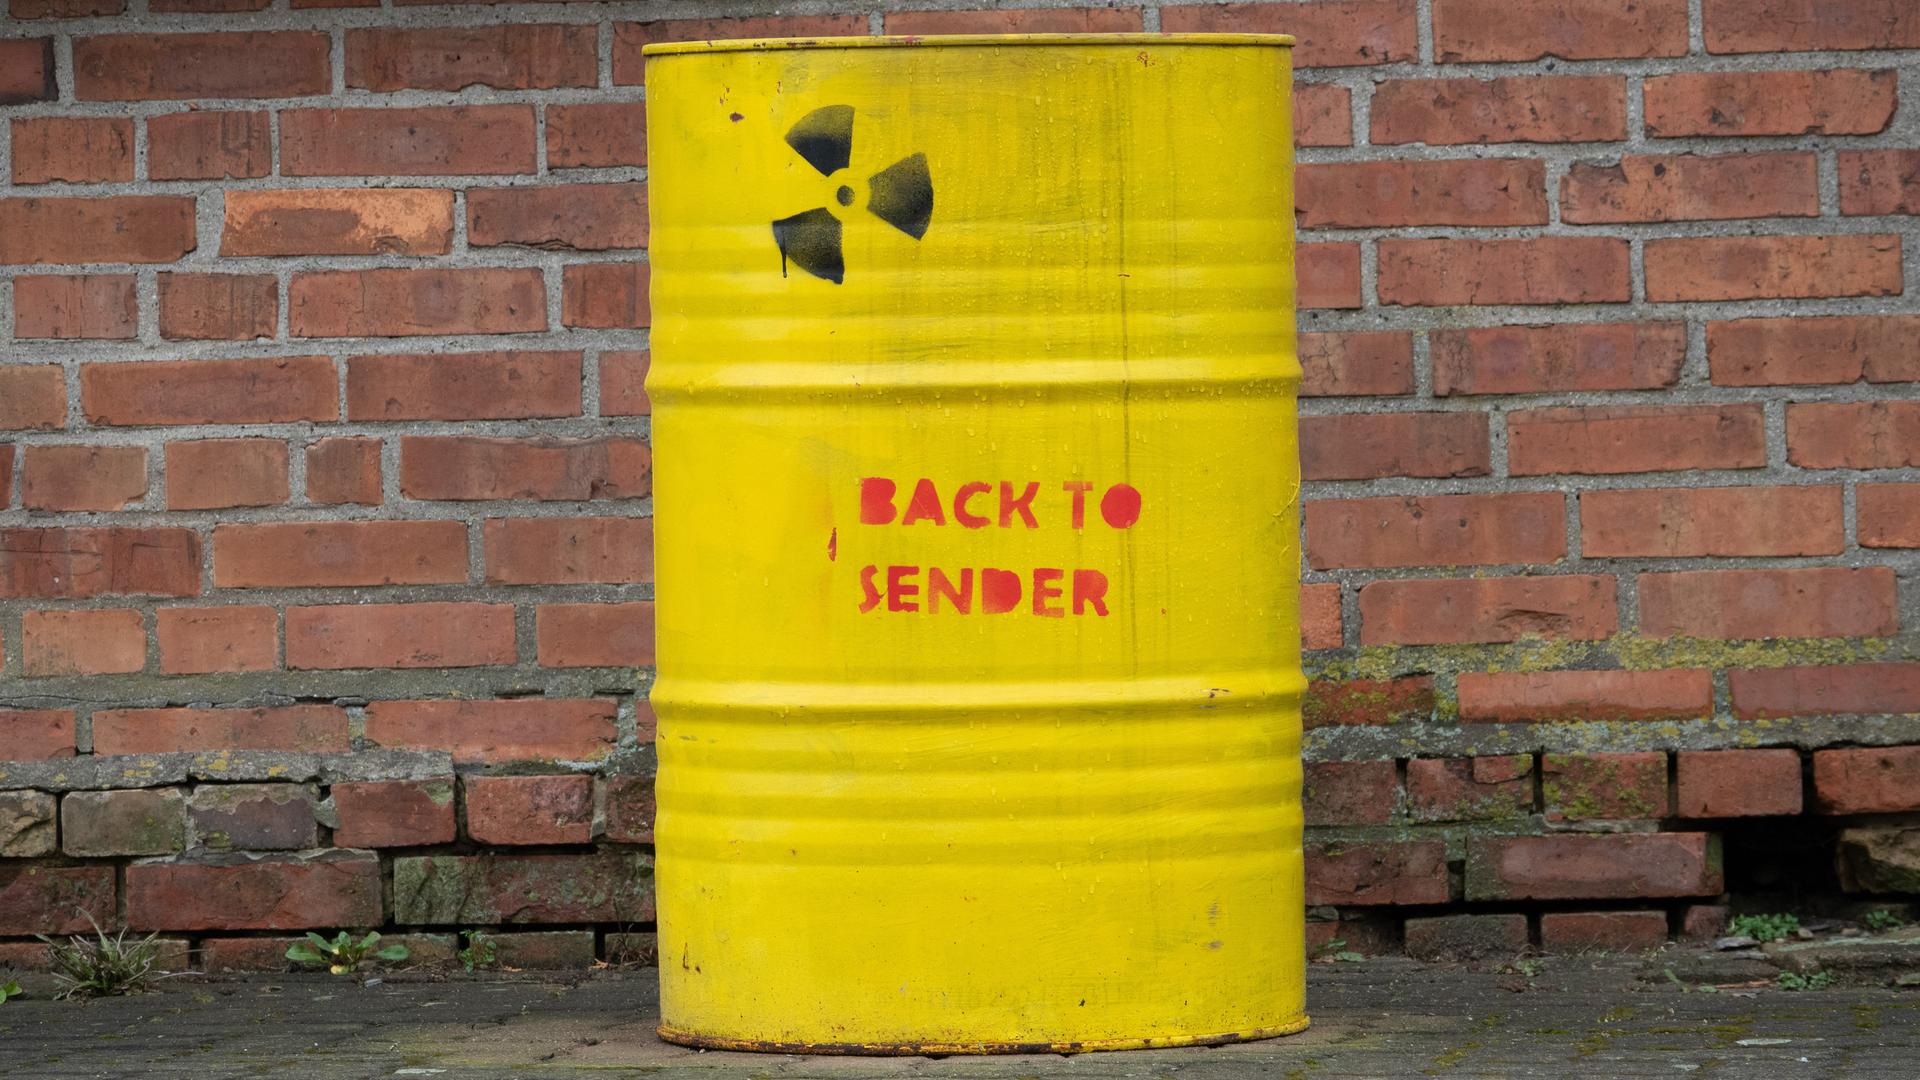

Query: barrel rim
left=643, top=32, right=1296, bottom=57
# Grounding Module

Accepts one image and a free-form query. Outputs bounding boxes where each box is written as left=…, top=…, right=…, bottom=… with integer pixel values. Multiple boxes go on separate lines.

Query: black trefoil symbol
left=772, top=105, right=934, bottom=284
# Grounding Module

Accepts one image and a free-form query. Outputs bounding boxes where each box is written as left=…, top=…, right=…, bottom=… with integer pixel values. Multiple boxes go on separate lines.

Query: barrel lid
left=643, top=32, right=1296, bottom=56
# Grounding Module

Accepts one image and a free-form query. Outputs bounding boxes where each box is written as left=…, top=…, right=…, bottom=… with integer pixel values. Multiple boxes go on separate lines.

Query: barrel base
left=656, top=1016, right=1312, bottom=1056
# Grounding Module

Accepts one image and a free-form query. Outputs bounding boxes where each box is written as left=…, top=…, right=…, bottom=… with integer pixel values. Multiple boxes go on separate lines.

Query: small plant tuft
left=0, top=978, right=22, bottom=1004
left=285, top=931, right=409, bottom=976
left=1729, top=913, right=1800, bottom=944
left=1776, top=970, right=1833, bottom=992
left=36, top=912, right=169, bottom=999
left=1863, top=910, right=1905, bottom=933
left=458, top=930, right=497, bottom=973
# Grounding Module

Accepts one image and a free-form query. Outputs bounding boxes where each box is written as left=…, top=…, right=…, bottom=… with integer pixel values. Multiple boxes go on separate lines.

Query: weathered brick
left=1371, top=75, right=1626, bottom=144
left=0, top=366, right=66, bottom=430
left=290, top=268, right=547, bottom=338
left=1542, top=752, right=1668, bottom=822
left=21, top=608, right=145, bottom=676
left=547, top=104, right=648, bottom=168
left=82, top=357, right=337, bottom=426
left=1581, top=487, right=1844, bottom=557
left=1638, top=568, right=1898, bottom=640
left=1813, top=747, right=1920, bottom=814
left=0, top=39, right=55, bottom=105
left=1378, top=237, right=1630, bottom=306
left=1710, top=315, right=1920, bottom=386
left=347, top=350, right=582, bottom=421
left=1432, top=0, right=1688, bottom=60
left=1160, top=0, right=1418, bottom=68
left=603, top=774, right=654, bottom=844
left=62, top=788, right=187, bottom=856
left=92, top=705, right=349, bottom=755
left=147, top=110, right=271, bottom=180
left=10, top=117, right=132, bottom=184
left=1299, top=331, right=1414, bottom=397
left=562, top=263, right=650, bottom=329
left=884, top=6, right=1143, bottom=32
left=305, top=438, right=383, bottom=507
left=1301, top=583, right=1342, bottom=650
left=1645, top=235, right=1901, bottom=302
left=1704, top=0, right=1920, bottom=52
left=200, top=933, right=451, bottom=972
left=1358, top=575, right=1615, bottom=646
left=281, top=105, right=537, bottom=176
left=470, top=184, right=649, bottom=251
left=401, top=436, right=651, bottom=501
left=189, top=784, right=318, bottom=852
left=1433, top=322, right=1685, bottom=396
left=1303, top=760, right=1398, bottom=826
left=393, top=851, right=654, bottom=924
left=1682, top=904, right=1729, bottom=941
left=1561, top=152, right=1818, bottom=223
left=0, top=527, right=198, bottom=599
left=166, top=439, right=289, bottom=511
left=1405, top=756, right=1534, bottom=823
left=611, top=15, right=870, bottom=83
left=1296, top=159, right=1548, bottom=228
left=13, top=274, right=137, bottom=339
left=1540, top=911, right=1669, bottom=953
left=492, top=930, right=597, bottom=970
left=1644, top=70, right=1897, bottom=137
left=286, top=602, right=516, bottom=671
left=1294, top=84, right=1353, bottom=147
left=0, top=792, right=56, bottom=857
left=1303, top=676, right=1435, bottom=728
left=15, top=0, right=125, bottom=17
left=345, top=25, right=596, bottom=92
left=1508, top=404, right=1766, bottom=475
left=1458, top=670, right=1712, bottom=723
left=1305, top=492, right=1565, bottom=569
left=1840, top=150, right=1920, bottom=216
left=74, top=32, right=330, bottom=100
left=599, top=351, right=652, bottom=416
left=364, top=699, right=617, bottom=764
left=156, top=606, right=277, bottom=675
left=0, top=866, right=114, bottom=935
left=158, top=273, right=277, bottom=341
left=331, top=779, right=456, bottom=848
left=222, top=189, right=455, bottom=257
left=1305, top=841, right=1449, bottom=905
left=126, top=851, right=382, bottom=931
left=1787, top=402, right=1920, bottom=469
left=1675, top=749, right=1803, bottom=818
left=1404, top=915, right=1529, bottom=962
left=0, top=709, right=78, bottom=760
left=465, top=775, right=593, bottom=845
left=213, top=520, right=468, bottom=588
left=1299, top=412, right=1490, bottom=481
left=1731, top=663, right=1920, bottom=719
left=484, top=517, right=653, bottom=585
left=1467, top=833, right=1721, bottom=901
left=1860, top=484, right=1920, bottom=548
left=20, top=445, right=147, bottom=511
left=1298, top=243, right=1362, bottom=309
left=536, top=603, right=655, bottom=668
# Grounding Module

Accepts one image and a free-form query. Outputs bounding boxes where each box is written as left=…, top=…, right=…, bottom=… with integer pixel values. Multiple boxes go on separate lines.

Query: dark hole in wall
left=1722, top=815, right=1841, bottom=912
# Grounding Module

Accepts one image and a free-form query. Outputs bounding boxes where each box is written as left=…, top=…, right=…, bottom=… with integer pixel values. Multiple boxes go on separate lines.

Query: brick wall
left=0, top=0, right=1917, bottom=967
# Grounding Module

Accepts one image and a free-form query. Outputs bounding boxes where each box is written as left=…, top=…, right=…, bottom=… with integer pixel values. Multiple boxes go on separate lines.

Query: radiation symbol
left=771, top=105, right=933, bottom=284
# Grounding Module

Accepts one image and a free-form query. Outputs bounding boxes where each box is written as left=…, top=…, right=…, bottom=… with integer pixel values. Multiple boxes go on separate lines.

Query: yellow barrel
left=646, top=34, right=1304, bottom=1054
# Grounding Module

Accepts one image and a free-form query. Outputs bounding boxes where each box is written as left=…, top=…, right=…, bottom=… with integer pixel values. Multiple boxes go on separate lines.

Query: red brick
left=465, top=774, right=593, bottom=845
left=1682, top=905, right=1729, bottom=941
left=884, top=7, right=1143, bottom=33
left=189, top=784, right=319, bottom=852
left=1371, top=75, right=1626, bottom=144
left=1299, top=412, right=1490, bottom=481
left=151, top=0, right=271, bottom=11
left=1731, top=663, right=1920, bottom=719
left=1297, top=243, right=1362, bottom=309
left=1305, top=841, right=1449, bottom=905
left=280, top=105, right=537, bottom=176
left=0, top=444, right=10, bottom=507
left=483, top=517, right=653, bottom=585
left=10, top=117, right=132, bottom=184
left=1646, top=234, right=1901, bottom=302
left=1303, top=760, right=1398, bottom=826
left=62, top=789, right=186, bottom=856
left=21, top=609, right=144, bottom=676
left=1704, top=0, right=1920, bottom=53
left=400, top=436, right=649, bottom=502
left=599, top=351, right=651, bottom=416
left=547, top=104, right=648, bottom=169
left=12, top=274, right=136, bottom=340
left=1359, top=575, right=1616, bottom=646
left=74, top=32, right=328, bottom=100
left=562, top=263, right=650, bottom=329
left=331, top=779, right=456, bottom=848
left=0, top=709, right=77, bottom=760
left=213, top=520, right=468, bottom=588
left=1458, top=669, right=1712, bottom=723
left=286, top=602, right=516, bottom=670
left=1297, top=159, right=1548, bottom=228
left=364, top=699, right=617, bottom=764
left=1860, top=484, right=1920, bottom=548
left=1303, top=676, right=1435, bottom=728
left=306, top=438, right=382, bottom=506
left=126, top=852, right=381, bottom=932
left=83, top=357, right=337, bottom=427
left=158, top=273, right=276, bottom=341
left=223, top=189, right=454, bottom=257
left=604, top=774, right=654, bottom=844
left=199, top=933, right=449, bottom=972
left=1508, top=404, right=1766, bottom=476
left=147, top=111, right=270, bottom=181
left=1433, top=322, right=1684, bottom=396
left=1840, top=150, right=1920, bottom=215
left=1675, top=749, right=1803, bottom=817
left=1710, top=315, right=1920, bottom=386
left=1404, top=914, right=1529, bottom=961
left=0, top=39, right=55, bottom=105
left=0, top=527, right=200, bottom=599
left=92, top=705, right=349, bottom=755
left=1294, top=84, right=1352, bottom=147
left=15, top=0, right=124, bottom=17
left=1540, top=911, right=1669, bottom=953
left=1788, top=402, right=1920, bottom=469
left=1581, top=487, right=1843, bottom=558
left=156, top=606, right=277, bottom=675
left=0, top=866, right=115, bottom=936
left=1300, top=583, right=1342, bottom=650
left=1644, top=70, right=1897, bottom=137
left=1299, top=332, right=1412, bottom=398
left=346, top=25, right=596, bottom=92
left=292, top=268, right=547, bottom=338
left=0, top=366, right=65, bottom=431
left=1305, top=492, right=1565, bottom=569
left=1542, top=751, right=1668, bottom=822
left=20, top=444, right=147, bottom=511
left=392, top=852, right=654, bottom=925
left=536, top=603, right=655, bottom=668
left=166, top=439, right=289, bottom=511
left=347, top=350, right=582, bottom=421
left=1406, top=756, right=1534, bottom=822
left=1562, top=152, right=1818, bottom=223
left=1433, top=0, right=1688, bottom=60
left=1160, top=0, right=1418, bottom=68
left=611, top=16, right=870, bottom=83
left=1813, top=746, right=1920, bottom=814
left=470, top=184, right=648, bottom=251
left=1640, top=568, right=1897, bottom=640
left=1468, top=833, right=1721, bottom=901
left=1379, top=237, right=1630, bottom=306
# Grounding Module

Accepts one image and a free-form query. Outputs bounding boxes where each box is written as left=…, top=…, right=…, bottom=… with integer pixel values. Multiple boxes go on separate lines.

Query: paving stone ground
left=0, top=958, right=1916, bottom=1079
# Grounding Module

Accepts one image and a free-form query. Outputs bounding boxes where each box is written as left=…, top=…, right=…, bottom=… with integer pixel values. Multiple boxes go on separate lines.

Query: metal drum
left=646, top=33, right=1304, bottom=1053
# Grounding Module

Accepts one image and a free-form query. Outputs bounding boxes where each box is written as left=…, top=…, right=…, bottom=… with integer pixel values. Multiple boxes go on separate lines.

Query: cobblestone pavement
left=0, top=958, right=1915, bottom=1078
